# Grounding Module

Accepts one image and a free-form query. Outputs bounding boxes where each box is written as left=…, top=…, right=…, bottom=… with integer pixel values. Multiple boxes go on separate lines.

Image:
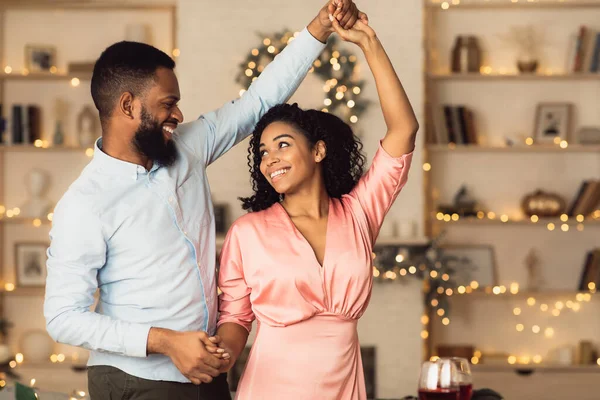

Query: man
left=44, top=1, right=363, bottom=399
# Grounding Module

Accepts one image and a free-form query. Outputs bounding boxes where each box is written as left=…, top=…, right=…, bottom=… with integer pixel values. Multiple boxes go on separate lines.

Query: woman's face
left=258, top=121, right=324, bottom=195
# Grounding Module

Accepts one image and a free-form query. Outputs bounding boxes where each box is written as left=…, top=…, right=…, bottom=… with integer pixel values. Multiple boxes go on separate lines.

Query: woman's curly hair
left=240, top=103, right=366, bottom=212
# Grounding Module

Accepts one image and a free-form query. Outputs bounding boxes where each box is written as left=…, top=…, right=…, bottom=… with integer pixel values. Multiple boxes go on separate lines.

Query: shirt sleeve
left=44, top=192, right=151, bottom=358
left=348, top=142, right=413, bottom=244
left=217, top=224, right=254, bottom=333
left=177, top=27, right=326, bottom=166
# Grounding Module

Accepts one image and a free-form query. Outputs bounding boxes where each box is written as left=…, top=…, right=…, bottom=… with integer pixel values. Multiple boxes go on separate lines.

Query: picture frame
left=24, top=45, right=56, bottom=73
left=15, top=242, right=48, bottom=287
left=441, top=244, right=498, bottom=288
left=534, top=103, right=573, bottom=144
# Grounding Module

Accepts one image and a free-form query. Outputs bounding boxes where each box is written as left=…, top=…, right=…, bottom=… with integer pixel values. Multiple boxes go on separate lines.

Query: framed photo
left=534, top=103, right=573, bottom=144
left=15, top=242, right=48, bottom=287
left=441, top=245, right=498, bottom=288
left=25, top=45, right=56, bottom=73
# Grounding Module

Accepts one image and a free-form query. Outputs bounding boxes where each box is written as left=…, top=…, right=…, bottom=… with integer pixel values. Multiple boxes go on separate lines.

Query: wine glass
left=442, top=357, right=473, bottom=400
left=418, top=359, right=459, bottom=400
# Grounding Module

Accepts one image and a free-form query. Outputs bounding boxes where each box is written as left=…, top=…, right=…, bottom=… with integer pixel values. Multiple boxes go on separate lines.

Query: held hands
left=164, top=331, right=230, bottom=385
left=329, top=13, right=375, bottom=50
left=320, top=0, right=360, bottom=31
left=202, top=335, right=236, bottom=373
left=311, top=0, right=364, bottom=42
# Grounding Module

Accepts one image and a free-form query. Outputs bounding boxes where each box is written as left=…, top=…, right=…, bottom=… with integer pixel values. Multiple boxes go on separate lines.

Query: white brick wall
left=177, top=0, right=425, bottom=397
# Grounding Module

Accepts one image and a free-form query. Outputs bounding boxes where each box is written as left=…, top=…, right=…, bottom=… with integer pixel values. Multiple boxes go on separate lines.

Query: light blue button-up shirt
left=44, top=28, right=325, bottom=383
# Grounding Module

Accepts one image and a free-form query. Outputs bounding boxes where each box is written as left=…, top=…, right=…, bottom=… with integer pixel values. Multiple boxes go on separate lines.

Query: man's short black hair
left=91, top=41, right=175, bottom=125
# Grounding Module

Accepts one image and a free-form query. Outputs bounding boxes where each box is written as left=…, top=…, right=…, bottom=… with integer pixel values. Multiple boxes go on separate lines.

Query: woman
left=214, top=14, right=418, bottom=399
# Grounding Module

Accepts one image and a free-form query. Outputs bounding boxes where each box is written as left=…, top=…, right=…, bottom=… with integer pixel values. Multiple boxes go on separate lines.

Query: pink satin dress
left=218, top=144, right=413, bottom=400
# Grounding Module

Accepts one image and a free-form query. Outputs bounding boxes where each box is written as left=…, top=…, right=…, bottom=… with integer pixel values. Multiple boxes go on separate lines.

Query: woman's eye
left=279, top=142, right=289, bottom=149
left=260, top=150, right=268, bottom=157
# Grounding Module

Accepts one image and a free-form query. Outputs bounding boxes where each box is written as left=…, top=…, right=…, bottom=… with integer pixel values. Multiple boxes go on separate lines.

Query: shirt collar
left=92, top=137, right=157, bottom=180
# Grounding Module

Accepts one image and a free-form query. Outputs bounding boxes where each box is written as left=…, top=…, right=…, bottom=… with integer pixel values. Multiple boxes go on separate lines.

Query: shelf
left=1, top=287, right=45, bottom=296
left=376, top=237, right=430, bottom=246
left=427, top=144, right=600, bottom=153
left=14, top=361, right=87, bottom=371
left=428, top=73, right=600, bottom=81
left=0, top=72, right=91, bottom=82
left=0, top=217, right=52, bottom=225
left=472, top=364, right=600, bottom=373
left=425, top=1, right=600, bottom=10
left=0, top=1, right=175, bottom=11
left=433, top=217, right=600, bottom=226
left=450, top=290, right=597, bottom=299
left=0, top=145, right=92, bottom=153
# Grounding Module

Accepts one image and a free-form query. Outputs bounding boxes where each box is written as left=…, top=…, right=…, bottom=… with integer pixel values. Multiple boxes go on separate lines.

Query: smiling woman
left=215, top=13, right=419, bottom=400
left=241, top=103, right=365, bottom=212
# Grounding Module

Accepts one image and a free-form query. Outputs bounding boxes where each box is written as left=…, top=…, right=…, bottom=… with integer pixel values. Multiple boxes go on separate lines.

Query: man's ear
left=118, top=92, right=135, bottom=119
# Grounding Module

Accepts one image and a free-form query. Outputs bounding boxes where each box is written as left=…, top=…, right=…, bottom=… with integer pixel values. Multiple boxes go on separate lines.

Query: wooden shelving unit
left=422, top=3, right=600, bottom=389
left=0, top=73, right=92, bottom=82
left=424, top=0, right=600, bottom=10
left=0, top=145, right=92, bottom=153
left=427, top=144, right=600, bottom=153
left=432, top=217, right=600, bottom=226
left=429, top=72, right=600, bottom=81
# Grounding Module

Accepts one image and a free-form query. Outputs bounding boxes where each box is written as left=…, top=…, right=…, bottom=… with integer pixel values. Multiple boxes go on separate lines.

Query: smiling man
left=43, top=1, right=362, bottom=399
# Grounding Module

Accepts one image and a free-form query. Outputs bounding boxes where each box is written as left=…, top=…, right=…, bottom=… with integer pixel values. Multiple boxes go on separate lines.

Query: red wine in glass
left=418, top=388, right=460, bottom=400
left=459, top=383, right=473, bottom=400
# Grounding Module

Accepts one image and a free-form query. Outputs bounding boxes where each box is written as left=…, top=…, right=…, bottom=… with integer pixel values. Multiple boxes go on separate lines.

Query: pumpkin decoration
left=521, top=190, right=566, bottom=217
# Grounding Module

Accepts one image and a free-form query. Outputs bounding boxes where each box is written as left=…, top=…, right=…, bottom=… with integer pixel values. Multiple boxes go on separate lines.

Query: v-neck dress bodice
left=218, top=144, right=413, bottom=400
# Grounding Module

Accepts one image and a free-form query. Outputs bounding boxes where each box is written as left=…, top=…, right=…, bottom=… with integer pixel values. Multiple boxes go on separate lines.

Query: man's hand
left=308, top=0, right=362, bottom=43
left=147, top=328, right=229, bottom=385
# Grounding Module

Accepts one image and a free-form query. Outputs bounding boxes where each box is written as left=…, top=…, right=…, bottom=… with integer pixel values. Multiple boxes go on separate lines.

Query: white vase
left=20, top=330, right=54, bottom=363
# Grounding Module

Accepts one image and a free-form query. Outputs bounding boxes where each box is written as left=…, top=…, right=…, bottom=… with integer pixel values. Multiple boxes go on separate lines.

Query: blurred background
left=0, top=0, right=598, bottom=399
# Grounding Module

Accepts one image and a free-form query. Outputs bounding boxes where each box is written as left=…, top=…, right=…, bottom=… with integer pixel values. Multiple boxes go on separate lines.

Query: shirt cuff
left=295, top=27, right=327, bottom=62
left=124, top=323, right=152, bottom=358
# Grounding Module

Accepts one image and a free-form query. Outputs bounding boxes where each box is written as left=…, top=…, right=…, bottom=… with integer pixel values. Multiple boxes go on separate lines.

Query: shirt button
left=169, top=197, right=174, bottom=203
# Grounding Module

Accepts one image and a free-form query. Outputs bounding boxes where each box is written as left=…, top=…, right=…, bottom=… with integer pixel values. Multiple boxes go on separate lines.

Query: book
left=582, top=28, right=597, bottom=72
left=573, top=180, right=600, bottom=216
left=578, top=251, right=594, bottom=291
left=568, top=181, right=589, bottom=216
left=590, top=32, right=600, bottom=73
left=433, top=105, right=449, bottom=144
left=573, top=26, right=587, bottom=72
left=443, top=105, right=456, bottom=144
left=11, top=105, right=23, bottom=144
left=464, top=108, right=479, bottom=145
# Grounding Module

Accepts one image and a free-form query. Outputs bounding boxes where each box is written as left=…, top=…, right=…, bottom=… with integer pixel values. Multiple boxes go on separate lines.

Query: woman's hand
left=329, top=14, right=375, bottom=50
left=202, top=335, right=235, bottom=373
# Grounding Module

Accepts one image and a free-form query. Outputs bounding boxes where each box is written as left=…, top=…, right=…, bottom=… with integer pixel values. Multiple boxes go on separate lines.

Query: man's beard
left=132, top=107, right=178, bottom=167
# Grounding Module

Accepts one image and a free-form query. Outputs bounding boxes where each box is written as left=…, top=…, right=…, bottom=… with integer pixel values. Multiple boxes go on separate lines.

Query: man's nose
left=172, top=106, right=184, bottom=123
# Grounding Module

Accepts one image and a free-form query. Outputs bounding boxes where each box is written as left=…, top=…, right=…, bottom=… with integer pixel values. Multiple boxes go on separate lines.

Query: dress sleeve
left=348, top=141, right=413, bottom=243
left=217, top=224, right=255, bottom=333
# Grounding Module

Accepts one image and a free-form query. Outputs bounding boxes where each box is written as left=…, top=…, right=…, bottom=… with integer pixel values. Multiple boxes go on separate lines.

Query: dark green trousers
left=88, top=365, right=232, bottom=400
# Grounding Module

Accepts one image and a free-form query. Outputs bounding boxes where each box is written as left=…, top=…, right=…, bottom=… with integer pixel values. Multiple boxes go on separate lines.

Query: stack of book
left=0, top=104, right=42, bottom=145
left=578, top=248, right=600, bottom=291
left=430, top=105, right=479, bottom=145
left=567, top=180, right=600, bottom=217
left=569, top=25, right=600, bottom=73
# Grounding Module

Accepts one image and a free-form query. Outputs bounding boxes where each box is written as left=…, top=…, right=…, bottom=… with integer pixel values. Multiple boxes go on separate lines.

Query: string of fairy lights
left=235, top=29, right=369, bottom=125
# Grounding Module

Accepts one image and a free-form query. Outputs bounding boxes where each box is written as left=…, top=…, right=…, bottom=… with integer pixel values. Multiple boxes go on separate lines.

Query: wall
left=176, top=0, right=425, bottom=397
left=1, top=0, right=426, bottom=397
